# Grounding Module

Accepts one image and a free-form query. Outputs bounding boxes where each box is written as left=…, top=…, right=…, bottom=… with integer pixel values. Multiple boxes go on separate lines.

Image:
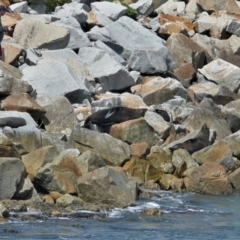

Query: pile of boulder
left=1, top=0, right=240, bottom=219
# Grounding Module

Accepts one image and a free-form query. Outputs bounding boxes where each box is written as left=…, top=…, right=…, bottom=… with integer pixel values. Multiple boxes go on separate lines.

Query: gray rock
left=0, top=158, right=25, bottom=199
left=69, top=126, right=131, bottom=166
left=10, top=2, right=28, bottom=13
left=198, top=59, right=240, bottom=93
left=128, top=47, right=174, bottom=74
left=92, top=40, right=127, bottom=66
left=78, top=47, right=135, bottom=91
left=36, top=95, right=77, bottom=134
left=21, top=58, right=91, bottom=104
left=77, top=166, right=137, bottom=208
left=28, top=3, right=47, bottom=14
left=51, top=21, right=91, bottom=49
left=91, top=2, right=127, bottom=21
left=103, top=16, right=166, bottom=60
left=130, top=0, right=154, bottom=16
left=226, top=20, right=240, bottom=37
left=25, top=49, right=40, bottom=66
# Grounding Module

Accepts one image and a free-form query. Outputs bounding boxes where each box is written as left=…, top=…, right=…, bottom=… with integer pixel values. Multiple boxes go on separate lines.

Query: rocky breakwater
left=1, top=0, right=240, bottom=220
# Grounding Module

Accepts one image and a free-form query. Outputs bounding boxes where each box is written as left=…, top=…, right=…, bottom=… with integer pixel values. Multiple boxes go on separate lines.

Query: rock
left=184, top=162, right=232, bottom=195
left=69, top=126, right=131, bottom=166
left=139, top=208, right=162, bottom=216
left=1, top=93, right=46, bottom=120
left=10, top=1, right=28, bottom=13
left=78, top=47, right=135, bottom=92
left=146, top=146, right=174, bottom=174
left=155, top=0, right=185, bottom=16
left=123, top=156, right=162, bottom=182
left=166, top=33, right=205, bottom=70
left=183, top=98, right=231, bottom=140
left=22, top=146, right=59, bottom=181
left=224, top=131, right=240, bottom=158
left=13, top=177, right=39, bottom=200
left=130, top=142, right=150, bottom=158
left=103, top=16, right=165, bottom=60
left=91, top=2, right=127, bottom=20
left=198, top=58, right=240, bottom=93
left=76, top=150, right=106, bottom=175
left=131, top=76, right=187, bottom=105
left=0, top=132, right=20, bottom=158
left=196, top=0, right=240, bottom=14
left=3, top=43, right=24, bottom=65
left=21, top=58, right=91, bottom=104
left=109, top=118, right=159, bottom=147
left=130, top=0, right=154, bottom=16
left=77, top=166, right=137, bottom=208
left=53, top=2, right=89, bottom=24
left=144, top=110, right=171, bottom=138
left=35, top=149, right=82, bottom=194
left=192, top=140, right=234, bottom=171
left=127, top=47, right=174, bottom=74
left=0, top=157, right=25, bottom=199
left=228, top=168, right=240, bottom=189
left=36, top=95, right=77, bottom=134
left=51, top=23, right=91, bottom=50
left=13, top=18, right=70, bottom=49
left=157, top=13, right=195, bottom=37
left=56, top=194, right=84, bottom=208
left=159, top=173, right=183, bottom=192
left=3, top=126, right=43, bottom=155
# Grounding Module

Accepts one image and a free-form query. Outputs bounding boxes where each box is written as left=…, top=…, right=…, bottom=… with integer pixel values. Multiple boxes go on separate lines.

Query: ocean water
left=1, top=190, right=240, bottom=240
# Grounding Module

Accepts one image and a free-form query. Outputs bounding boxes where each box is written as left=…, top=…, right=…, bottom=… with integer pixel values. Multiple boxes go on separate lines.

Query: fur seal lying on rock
left=0, top=117, right=27, bottom=128
left=169, top=124, right=210, bottom=154
left=224, top=114, right=240, bottom=133
left=83, top=107, right=147, bottom=129
left=155, top=109, right=170, bottom=122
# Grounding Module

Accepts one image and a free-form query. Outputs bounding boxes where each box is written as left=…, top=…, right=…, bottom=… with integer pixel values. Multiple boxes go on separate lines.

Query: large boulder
left=13, top=19, right=70, bottom=49
left=0, top=157, right=25, bottom=199
left=21, top=58, right=91, bottom=104
left=183, top=162, right=233, bottom=195
left=77, top=166, right=137, bottom=208
left=69, top=126, right=131, bottom=166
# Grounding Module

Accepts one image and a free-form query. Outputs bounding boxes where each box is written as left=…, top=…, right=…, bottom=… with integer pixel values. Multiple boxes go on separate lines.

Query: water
left=1, top=190, right=240, bottom=239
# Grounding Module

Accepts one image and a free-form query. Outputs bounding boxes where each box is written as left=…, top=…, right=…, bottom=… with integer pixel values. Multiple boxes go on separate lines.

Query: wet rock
left=56, top=194, right=84, bottom=208
left=139, top=208, right=162, bottom=216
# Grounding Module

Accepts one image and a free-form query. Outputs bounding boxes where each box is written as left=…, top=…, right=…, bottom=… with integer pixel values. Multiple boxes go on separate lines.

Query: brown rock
left=166, top=33, right=205, bottom=69
left=2, top=93, right=46, bottom=120
left=22, top=146, right=59, bottom=181
left=184, top=162, right=232, bottom=194
left=192, top=140, right=234, bottom=171
left=158, top=13, right=195, bottom=37
left=49, top=191, right=63, bottom=200
left=3, top=44, right=23, bottom=64
left=130, top=142, right=150, bottom=158
left=139, top=208, right=162, bottom=216
left=43, top=194, right=55, bottom=203
left=228, top=168, right=240, bottom=189
left=146, top=147, right=174, bottom=174
left=159, top=173, right=183, bottom=192
left=123, top=156, right=162, bottom=182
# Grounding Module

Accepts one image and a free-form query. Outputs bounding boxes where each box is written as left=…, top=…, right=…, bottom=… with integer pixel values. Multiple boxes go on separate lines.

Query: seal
left=155, top=109, right=170, bottom=122
left=224, top=114, right=240, bottom=133
left=0, top=117, right=27, bottom=128
left=169, top=124, right=210, bottom=154
left=83, top=107, right=147, bottom=129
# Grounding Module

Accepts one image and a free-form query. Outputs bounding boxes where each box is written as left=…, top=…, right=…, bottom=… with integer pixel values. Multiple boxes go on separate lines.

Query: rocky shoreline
left=1, top=0, right=240, bottom=221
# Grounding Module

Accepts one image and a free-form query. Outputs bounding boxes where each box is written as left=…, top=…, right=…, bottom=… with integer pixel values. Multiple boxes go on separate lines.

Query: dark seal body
left=224, top=114, right=240, bottom=133
left=0, top=117, right=27, bottom=128
left=169, top=124, right=210, bottom=154
left=83, top=107, right=147, bottom=129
